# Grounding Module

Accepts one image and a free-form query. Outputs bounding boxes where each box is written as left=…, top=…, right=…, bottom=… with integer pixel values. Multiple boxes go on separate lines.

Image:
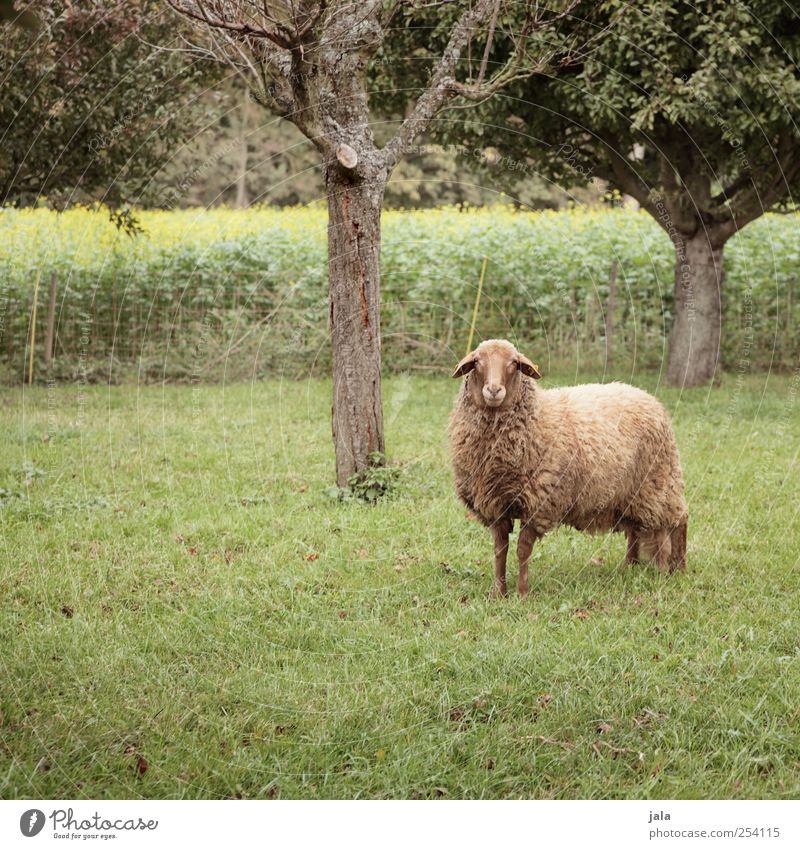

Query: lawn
left=1, top=371, right=799, bottom=799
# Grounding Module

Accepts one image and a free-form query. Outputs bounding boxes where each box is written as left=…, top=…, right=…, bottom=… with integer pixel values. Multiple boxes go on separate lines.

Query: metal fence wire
left=2, top=268, right=797, bottom=384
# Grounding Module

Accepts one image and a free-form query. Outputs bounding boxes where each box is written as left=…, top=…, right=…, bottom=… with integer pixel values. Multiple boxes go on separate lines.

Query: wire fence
left=2, top=267, right=797, bottom=384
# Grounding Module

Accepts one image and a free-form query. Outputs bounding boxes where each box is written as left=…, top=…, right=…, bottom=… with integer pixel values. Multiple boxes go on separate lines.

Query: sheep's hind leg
left=516, top=523, right=539, bottom=597
left=625, top=525, right=641, bottom=565
left=489, top=517, right=513, bottom=598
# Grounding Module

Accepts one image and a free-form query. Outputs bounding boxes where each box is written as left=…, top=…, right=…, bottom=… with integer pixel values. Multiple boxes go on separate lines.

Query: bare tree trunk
left=326, top=160, right=388, bottom=486
left=667, top=231, right=724, bottom=387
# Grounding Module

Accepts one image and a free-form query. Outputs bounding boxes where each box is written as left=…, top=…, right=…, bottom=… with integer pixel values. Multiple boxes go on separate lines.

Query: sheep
left=448, top=339, right=688, bottom=597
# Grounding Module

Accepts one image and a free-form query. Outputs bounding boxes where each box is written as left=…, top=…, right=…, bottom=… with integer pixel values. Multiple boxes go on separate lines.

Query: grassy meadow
left=2, top=370, right=799, bottom=799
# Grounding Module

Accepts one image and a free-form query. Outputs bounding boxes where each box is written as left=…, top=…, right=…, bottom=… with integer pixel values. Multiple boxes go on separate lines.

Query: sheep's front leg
left=516, top=523, right=538, bottom=596
left=489, top=517, right=512, bottom=598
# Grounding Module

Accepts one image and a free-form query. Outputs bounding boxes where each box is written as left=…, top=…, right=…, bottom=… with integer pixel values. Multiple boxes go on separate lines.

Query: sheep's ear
left=452, top=353, right=477, bottom=378
left=517, top=354, right=541, bottom=379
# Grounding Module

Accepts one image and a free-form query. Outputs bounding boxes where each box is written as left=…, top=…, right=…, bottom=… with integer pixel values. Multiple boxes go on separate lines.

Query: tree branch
left=711, top=171, right=753, bottom=206
left=712, top=155, right=800, bottom=243
left=476, top=0, right=501, bottom=87
left=597, top=133, right=659, bottom=216
left=445, top=1, right=578, bottom=102
left=384, top=0, right=576, bottom=164
left=165, top=0, right=295, bottom=48
left=383, top=0, right=497, bottom=163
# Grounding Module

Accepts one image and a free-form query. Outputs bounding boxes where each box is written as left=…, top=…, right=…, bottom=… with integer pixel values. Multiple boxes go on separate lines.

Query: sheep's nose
left=482, top=384, right=506, bottom=407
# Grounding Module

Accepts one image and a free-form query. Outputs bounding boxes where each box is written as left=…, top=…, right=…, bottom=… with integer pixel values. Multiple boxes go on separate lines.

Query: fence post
left=44, top=271, right=58, bottom=371
left=28, top=270, right=42, bottom=385
left=605, top=259, right=619, bottom=364
left=466, top=255, right=488, bottom=356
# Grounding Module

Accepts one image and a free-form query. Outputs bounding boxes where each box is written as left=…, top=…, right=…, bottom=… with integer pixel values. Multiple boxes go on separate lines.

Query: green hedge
left=1, top=206, right=798, bottom=382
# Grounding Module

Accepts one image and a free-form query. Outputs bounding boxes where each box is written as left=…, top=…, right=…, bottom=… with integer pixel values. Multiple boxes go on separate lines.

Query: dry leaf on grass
left=592, top=740, right=644, bottom=761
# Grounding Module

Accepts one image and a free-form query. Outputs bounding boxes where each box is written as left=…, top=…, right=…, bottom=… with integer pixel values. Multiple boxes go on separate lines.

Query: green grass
left=1, top=371, right=799, bottom=799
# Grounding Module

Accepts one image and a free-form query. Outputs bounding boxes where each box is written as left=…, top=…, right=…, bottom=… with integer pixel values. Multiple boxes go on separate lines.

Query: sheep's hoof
left=487, top=585, right=508, bottom=599
left=517, top=584, right=529, bottom=597
left=655, top=551, right=673, bottom=573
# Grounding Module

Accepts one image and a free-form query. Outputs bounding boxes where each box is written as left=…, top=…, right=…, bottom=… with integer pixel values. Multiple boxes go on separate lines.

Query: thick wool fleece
left=448, top=375, right=687, bottom=541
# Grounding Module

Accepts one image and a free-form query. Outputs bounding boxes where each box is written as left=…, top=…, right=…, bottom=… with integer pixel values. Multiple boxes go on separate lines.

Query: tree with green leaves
left=0, top=0, right=222, bottom=226
left=165, top=0, right=579, bottom=486
left=453, top=0, right=800, bottom=385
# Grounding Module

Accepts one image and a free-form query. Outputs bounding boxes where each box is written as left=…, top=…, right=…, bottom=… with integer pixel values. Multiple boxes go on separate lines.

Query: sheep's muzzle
left=482, top=384, right=506, bottom=407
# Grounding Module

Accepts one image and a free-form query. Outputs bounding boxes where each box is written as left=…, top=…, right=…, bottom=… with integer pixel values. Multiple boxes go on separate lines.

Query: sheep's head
left=452, top=339, right=541, bottom=409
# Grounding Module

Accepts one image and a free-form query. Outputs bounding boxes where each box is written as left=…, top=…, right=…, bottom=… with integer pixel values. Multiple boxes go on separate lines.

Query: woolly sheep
left=448, top=339, right=688, bottom=597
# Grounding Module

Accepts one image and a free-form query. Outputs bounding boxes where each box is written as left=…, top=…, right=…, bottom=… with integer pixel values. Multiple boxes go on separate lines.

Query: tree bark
left=326, top=159, right=388, bottom=486
left=666, top=231, right=724, bottom=387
